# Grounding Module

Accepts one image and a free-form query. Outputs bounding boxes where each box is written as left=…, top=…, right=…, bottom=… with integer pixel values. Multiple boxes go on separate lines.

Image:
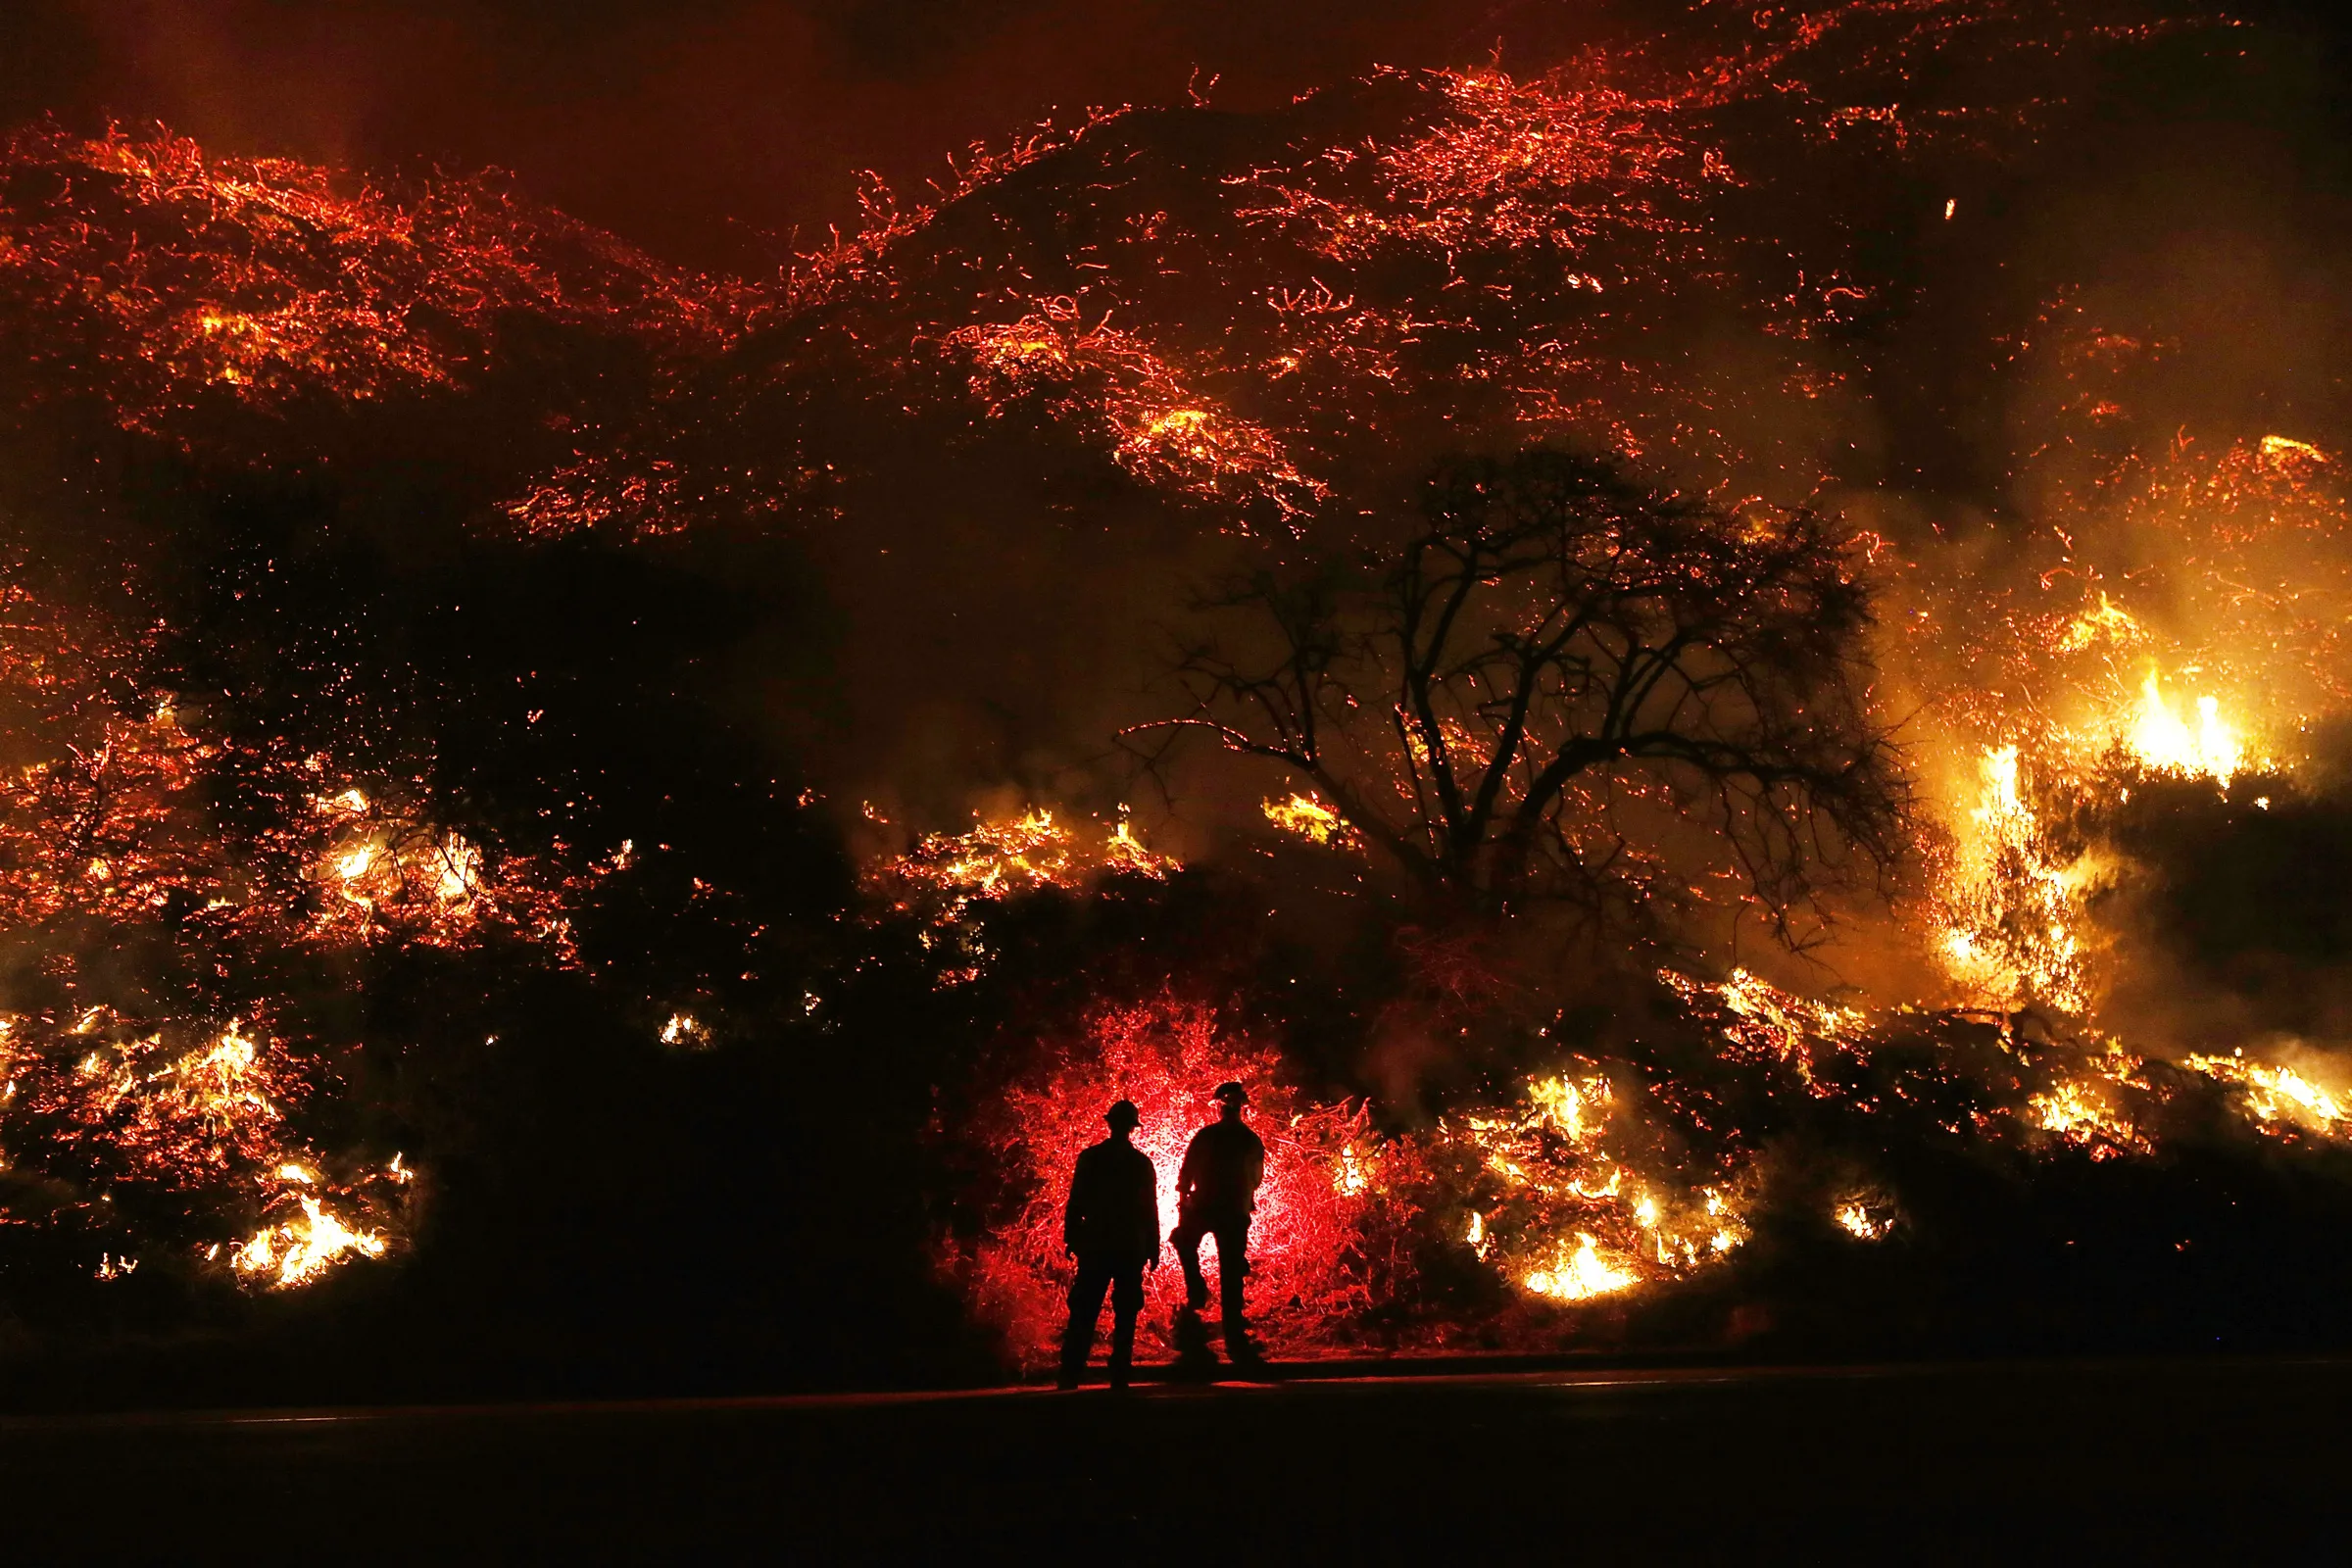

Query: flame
left=1527, top=1073, right=1609, bottom=1142
left=233, top=1197, right=388, bottom=1289
left=1708, top=969, right=1863, bottom=1064
left=1936, top=746, right=2091, bottom=1011
left=1523, top=1233, right=1639, bottom=1301
left=660, top=1012, right=711, bottom=1049
left=432, top=833, right=483, bottom=902
left=2056, top=593, right=2147, bottom=654
left=2126, top=670, right=2243, bottom=787
left=2029, top=1079, right=2150, bottom=1158
left=1835, top=1201, right=1893, bottom=1240
left=872, top=808, right=1176, bottom=932
left=2260, top=434, right=2326, bottom=466
left=1261, top=792, right=1362, bottom=851
left=2187, top=1054, right=2350, bottom=1136
left=1448, top=1065, right=1748, bottom=1297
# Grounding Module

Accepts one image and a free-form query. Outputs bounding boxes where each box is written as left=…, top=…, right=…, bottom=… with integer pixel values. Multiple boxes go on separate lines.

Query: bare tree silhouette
left=1131, top=450, right=1905, bottom=943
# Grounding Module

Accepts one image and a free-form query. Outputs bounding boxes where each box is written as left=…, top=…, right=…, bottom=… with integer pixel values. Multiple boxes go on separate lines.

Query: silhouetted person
left=1173, top=1081, right=1266, bottom=1365
left=1058, top=1099, right=1159, bottom=1390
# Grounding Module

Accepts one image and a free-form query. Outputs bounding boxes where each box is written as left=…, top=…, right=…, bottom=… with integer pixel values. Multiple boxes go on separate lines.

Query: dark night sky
left=0, top=0, right=1638, bottom=272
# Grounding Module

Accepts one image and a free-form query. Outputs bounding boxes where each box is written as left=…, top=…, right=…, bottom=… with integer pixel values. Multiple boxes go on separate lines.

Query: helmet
left=1105, top=1099, right=1142, bottom=1131
left=1211, top=1081, right=1249, bottom=1106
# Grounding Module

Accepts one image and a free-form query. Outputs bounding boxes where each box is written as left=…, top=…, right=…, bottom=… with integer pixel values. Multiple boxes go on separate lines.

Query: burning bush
left=946, top=997, right=1419, bottom=1367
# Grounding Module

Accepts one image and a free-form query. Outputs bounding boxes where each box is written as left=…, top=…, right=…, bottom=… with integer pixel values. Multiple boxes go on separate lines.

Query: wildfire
left=1523, top=1234, right=1640, bottom=1301
left=2029, top=1078, right=2151, bottom=1159
left=233, top=1197, right=389, bottom=1289
left=2124, top=670, right=2244, bottom=787
left=2056, top=594, right=2147, bottom=654
left=1447, top=1064, right=1750, bottom=1302
left=660, top=1012, right=712, bottom=1050
left=7, top=4, right=2348, bottom=1358
left=2186, top=1054, right=2350, bottom=1137
left=872, top=808, right=1176, bottom=928
left=1834, top=1201, right=1894, bottom=1241
left=1261, top=792, right=1363, bottom=851
left=948, top=307, right=1325, bottom=523
left=1936, top=745, right=2093, bottom=1012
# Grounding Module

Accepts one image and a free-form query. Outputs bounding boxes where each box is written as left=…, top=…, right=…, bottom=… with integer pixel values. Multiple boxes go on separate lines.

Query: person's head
left=1211, top=1082, right=1249, bottom=1121
left=1104, top=1100, right=1141, bottom=1139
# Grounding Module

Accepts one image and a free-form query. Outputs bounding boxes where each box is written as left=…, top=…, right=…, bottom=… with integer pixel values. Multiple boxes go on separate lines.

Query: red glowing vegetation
left=948, top=998, right=1419, bottom=1368
left=0, top=578, right=570, bottom=1285
left=0, top=123, right=739, bottom=434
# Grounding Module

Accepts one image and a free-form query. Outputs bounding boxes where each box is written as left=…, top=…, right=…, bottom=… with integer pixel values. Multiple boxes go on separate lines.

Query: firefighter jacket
left=1177, top=1118, right=1266, bottom=1225
left=1063, top=1137, right=1160, bottom=1262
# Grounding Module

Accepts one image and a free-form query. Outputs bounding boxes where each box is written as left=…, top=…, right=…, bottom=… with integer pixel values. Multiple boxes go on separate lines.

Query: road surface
left=2, top=1358, right=2341, bottom=1561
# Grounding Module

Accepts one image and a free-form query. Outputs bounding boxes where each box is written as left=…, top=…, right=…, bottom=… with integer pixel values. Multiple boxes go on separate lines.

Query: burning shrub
left=945, top=996, right=1419, bottom=1367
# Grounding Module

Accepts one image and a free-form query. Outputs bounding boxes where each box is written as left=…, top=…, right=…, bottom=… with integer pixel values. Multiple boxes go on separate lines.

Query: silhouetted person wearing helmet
left=1058, top=1099, right=1159, bottom=1390
left=1173, top=1082, right=1267, bottom=1366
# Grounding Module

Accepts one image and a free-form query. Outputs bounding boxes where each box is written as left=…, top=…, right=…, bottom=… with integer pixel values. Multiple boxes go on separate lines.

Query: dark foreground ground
left=4, top=1357, right=2346, bottom=1562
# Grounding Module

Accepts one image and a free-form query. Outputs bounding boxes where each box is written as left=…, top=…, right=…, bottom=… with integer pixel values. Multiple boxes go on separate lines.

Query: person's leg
left=1108, top=1265, right=1145, bottom=1387
left=1173, top=1218, right=1209, bottom=1310
left=1060, top=1261, right=1111, bottom=1385
left=1215, top=1222, right=1253, bottom=1359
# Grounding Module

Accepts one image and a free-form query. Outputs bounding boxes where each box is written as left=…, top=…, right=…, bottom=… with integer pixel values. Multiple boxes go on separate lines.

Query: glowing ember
left=0, top=122, right=743, bottom=453
left=871, top=808, right=1176, bottom=931
left=2056, top=594, right=2147, bottom=654
left=947, top=306, right=1325, bottom=523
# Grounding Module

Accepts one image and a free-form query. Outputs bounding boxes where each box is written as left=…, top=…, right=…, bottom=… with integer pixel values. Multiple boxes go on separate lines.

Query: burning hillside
left=3, top=0, right=2352, bottom=1387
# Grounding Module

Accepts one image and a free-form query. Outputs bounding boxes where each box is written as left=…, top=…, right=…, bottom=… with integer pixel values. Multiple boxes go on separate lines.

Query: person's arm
left=1177, top=1135, right=1201, bottom=1200
left=1124, top=1161, right=1152, bottom=1269
left=1063, top=1152, right=1089, bottom=1255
